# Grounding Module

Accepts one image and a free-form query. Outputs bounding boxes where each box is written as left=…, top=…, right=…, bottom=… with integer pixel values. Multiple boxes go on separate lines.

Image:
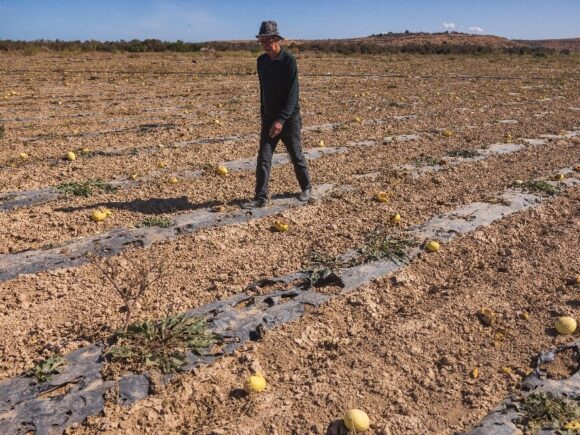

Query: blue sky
left=0, top=0, right=578, bottom=42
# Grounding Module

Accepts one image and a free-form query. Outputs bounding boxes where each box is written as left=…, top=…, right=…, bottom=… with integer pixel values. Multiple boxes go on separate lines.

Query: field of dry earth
left=0, top=50, right=578, bottom=434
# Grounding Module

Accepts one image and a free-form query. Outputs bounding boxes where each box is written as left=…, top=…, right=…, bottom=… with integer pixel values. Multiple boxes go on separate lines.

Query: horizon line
left=1, top=32, right=579, bottom=44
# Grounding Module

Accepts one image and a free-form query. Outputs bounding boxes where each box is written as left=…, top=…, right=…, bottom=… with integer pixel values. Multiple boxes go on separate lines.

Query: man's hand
left=269, top=121, right=283, bottom=138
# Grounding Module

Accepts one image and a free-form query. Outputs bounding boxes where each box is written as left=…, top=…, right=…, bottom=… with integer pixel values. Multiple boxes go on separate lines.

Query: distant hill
left=287, top=32, right=577, bottom=54
left=343, top=31, right=523, bottom=49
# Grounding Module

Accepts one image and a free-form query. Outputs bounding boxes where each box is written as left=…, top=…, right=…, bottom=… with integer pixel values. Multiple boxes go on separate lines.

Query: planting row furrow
left=0, top=147, right=344, bottom=212
left=2, top=116, right=404, bottom=171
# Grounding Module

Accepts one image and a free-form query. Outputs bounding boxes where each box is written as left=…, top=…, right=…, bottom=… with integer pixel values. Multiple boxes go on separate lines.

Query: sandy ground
left=0, top=50, right=579, bottom=433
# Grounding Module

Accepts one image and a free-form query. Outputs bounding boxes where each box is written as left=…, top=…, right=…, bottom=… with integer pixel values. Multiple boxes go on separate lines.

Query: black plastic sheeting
left=18, top=123, right=177, bottom=143
left=0, top=345, right=113, bottom=435
left=468, top=339, right=580, bottom=435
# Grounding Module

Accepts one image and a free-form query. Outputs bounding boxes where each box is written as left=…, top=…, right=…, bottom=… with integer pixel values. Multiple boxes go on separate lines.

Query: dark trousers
left=255, top=115, right=311, bottom=200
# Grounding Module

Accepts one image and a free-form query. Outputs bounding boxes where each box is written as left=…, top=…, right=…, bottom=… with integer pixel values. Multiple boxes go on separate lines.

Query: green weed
left=29, top=355, right=66, bottom=382
left=106, top=314, right=219, bottom=374
left=74, top=147, right=93, bottom=156
left=447, top=149, right=482, bottom=158
left=138, top=216, right=173, bottom=228
left=352, top=229, right=417, bottom=266
left=56, top=179, right=117, bottom=197
left=515, top=392, right=579, bottom=433
left=0, top=194, right=16, bottom=205
left=520, top=180, right=560, bottom=196
left=414, top=155, right=442, bottom=167
left=305, top=251, right=342, bottom=287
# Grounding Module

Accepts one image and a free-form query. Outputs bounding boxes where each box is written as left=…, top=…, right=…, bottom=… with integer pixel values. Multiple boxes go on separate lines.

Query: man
left=242, top=20, right=311, bottom=209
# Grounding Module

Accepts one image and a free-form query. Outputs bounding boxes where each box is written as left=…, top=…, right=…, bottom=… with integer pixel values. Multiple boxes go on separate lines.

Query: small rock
left=439, top=356, right=455, bottom=367
left=144, top=408, right=158, bottom=422
left=326, top=420, right=348, bottom=435
left=347, top=296, right=364, bottom=306
left=426, top=367, right=436, bottom=380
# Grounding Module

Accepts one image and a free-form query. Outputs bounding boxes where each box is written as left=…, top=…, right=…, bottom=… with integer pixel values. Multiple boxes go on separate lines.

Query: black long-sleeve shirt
left=257, top=48, right=300, bottom=124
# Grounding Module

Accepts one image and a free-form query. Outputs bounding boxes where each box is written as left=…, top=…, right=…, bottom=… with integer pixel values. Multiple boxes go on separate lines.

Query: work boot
left=298, top=187, right=312, bottom=202
left=241, top=198, right=268, bottom=209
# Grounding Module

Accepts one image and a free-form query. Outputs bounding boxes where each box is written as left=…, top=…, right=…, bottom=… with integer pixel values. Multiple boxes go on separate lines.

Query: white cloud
left=443, top=22, right=456, bottom=30
left=469, top=26, right=484, bottom=33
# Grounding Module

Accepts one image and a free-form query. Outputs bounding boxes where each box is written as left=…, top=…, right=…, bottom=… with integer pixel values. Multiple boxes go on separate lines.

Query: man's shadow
left=56, top=196, right=212, bottom=215
left=55, top=191, right=299, bottom=215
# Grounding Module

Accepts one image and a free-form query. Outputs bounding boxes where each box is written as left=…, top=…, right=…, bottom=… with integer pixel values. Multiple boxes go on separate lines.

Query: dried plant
left=92, top=256, right=165, bottom=330
left=351, top=228, right=417, bottom=266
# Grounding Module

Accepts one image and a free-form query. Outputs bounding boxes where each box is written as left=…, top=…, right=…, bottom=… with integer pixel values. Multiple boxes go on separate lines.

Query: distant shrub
left=22, top=46, right=38, bottom=56
left=0, top=38, right=562, bottom=57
